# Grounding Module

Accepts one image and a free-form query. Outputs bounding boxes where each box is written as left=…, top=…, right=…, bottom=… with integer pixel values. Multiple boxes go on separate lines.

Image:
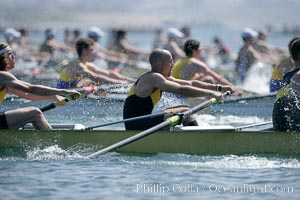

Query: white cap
left=4, top=28, right=21, bottom=39
left=241, top=28, right=258, bottom=39
left=167, top=27, right=184, bottom=38
left=45, top=29, right=54, bottom=38
left=88, top=27, right=105, bottom=38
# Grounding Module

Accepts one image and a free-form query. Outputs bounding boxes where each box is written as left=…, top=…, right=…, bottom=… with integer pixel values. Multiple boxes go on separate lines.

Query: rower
left=39, top=28, right=75, bottom=59
left=172, top=39, right=238, bottom=88
left=123, top=48, right=235, bottom=130
left=0, top=42, right=80, bottom=130
left=269, top=37, right=299, bottom=92
left=273, top=38, right=300, bottom=131
left=172, top=39, right=242, bottom=96
left=56, top=38, right=134, bottom=89
left=236, top=28, right=279, bottom=84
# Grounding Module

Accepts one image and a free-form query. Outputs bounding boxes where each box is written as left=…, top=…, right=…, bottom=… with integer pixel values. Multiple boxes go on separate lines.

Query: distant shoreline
left=0, top=0, right=298, bottom=31
left=0, top=13, right=297, bottom=36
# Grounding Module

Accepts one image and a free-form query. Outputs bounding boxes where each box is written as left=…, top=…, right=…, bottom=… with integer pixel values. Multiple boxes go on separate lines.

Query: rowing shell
left=1, top=124, right=299, bottom=157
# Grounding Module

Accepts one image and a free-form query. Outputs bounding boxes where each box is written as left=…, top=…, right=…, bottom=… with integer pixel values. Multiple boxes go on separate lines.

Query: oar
left=37, top=84, right=125, bottom=113
left=76, top=85, right=130, bottom=98
left=87, top=91, right=230, bottom=159
left=235, top=121, right=273, bottom=131
left=82, top=84, right=130, bottom=92
left=39, top=98, right=70, bottom=112
left=220, top=92, right=276, bottom=104
left=39, top=92, right=82, bottom=112
left=84, top=112, right=165, bottom=130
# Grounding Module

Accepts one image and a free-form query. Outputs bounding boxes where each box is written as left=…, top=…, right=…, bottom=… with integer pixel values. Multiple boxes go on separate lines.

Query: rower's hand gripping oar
left=39, top=86, right=112, bottom=113
left=87, top=91, right=231, bottom=159
left=29, top=84, right=128, bottom=113
left=39, top=93, right=81, bottom=112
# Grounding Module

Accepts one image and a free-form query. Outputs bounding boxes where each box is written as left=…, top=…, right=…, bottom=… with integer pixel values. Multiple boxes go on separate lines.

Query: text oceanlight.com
left=132, top=183, right=294, bottom=195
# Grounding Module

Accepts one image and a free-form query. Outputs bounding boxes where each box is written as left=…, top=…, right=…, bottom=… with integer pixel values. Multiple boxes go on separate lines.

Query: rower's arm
left=152, top=73, right=222, bottom=99
left=1, top=72, right=68, bottom=96
left=7, top=87, right=60, bottom=101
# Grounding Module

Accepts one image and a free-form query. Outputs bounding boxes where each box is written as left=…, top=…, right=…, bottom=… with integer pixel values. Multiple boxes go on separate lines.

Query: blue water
left=1, top=152, right=300, bottom=200
left=0, top=97, right=299, bottom=200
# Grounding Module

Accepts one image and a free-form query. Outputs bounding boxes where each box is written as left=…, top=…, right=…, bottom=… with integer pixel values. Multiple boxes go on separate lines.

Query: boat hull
left=1, top=129, right=299, bottom=157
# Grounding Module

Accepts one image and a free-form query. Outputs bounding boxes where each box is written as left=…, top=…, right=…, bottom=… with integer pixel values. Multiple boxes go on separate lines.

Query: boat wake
left=23, top=145, right=108, bottom=161
left=25, top=145, right=85, bottom=160
left=2, top=146, right=300, bottom=169
left=119, top=154, right=300, bottom=169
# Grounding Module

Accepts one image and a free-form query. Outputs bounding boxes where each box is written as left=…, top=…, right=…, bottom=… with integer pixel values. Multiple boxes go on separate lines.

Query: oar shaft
left=221, top=93, right=276, bottom=104
left=182, top=91, right=231, bottom=119
left=87, top=116, right=180, bottom=158
left=235, top=121, right=273, bottom=131
left=183, top=98, right=217, bottom=118
left=40, top=98, right=70, bottom=112
left=87, top=91, right=230, bottom=158
left=40, top=103, right=56, bottom=112
left=87, top=98, right=218, bottom=158
left=85, top=112, right=165, bottom=130
left=91, top=84, right=130, bottom=92
left=40, top=84, right=128, bottom=114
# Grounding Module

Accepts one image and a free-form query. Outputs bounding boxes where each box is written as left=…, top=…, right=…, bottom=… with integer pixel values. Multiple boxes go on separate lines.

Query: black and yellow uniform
left=172, top=57, right=193, bottom=79
left=269, top=57, right=290, bottom=92
left=56, top=60, right=88, bottom=89
left=123, top=73, right=163, bottom=130
left=273, top=68, right=300, bottom=131
left=0, top=86, right=9, bottom=129
left=0, top=86, right=6, bottom=103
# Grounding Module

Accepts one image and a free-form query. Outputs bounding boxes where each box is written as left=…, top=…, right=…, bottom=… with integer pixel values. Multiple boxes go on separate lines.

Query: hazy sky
left=0, top=0, right=298, bottom=29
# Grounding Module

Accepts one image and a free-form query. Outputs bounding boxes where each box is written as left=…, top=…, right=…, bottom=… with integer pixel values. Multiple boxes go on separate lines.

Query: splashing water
left=197, top=114, right=268, bottom=127
left=25, top=145, right=98, bottom=161
left=239, top=62, right=273, bottom=95
left=117, top=154, right=300, bottom=169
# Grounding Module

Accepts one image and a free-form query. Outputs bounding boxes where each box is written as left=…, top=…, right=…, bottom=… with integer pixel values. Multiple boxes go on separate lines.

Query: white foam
left=197, top=114, right=267, bottom=126
left=121, top=155, right=300, bottom=169
left=239, top=62, right=273, bottom=95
